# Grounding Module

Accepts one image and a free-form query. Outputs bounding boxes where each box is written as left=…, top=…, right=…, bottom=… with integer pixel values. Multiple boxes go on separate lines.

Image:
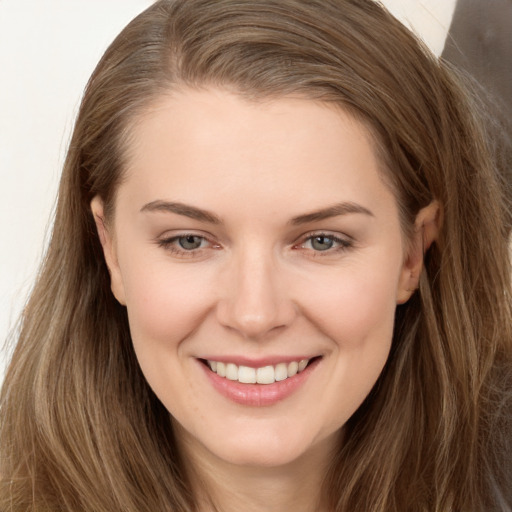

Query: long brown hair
left=1, top=1, right=511, bottom=510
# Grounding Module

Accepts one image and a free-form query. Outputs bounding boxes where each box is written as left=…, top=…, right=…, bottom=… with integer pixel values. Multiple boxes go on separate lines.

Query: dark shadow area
left=442, top=0, right=512, bottom=121
left=442, top=0, right=512, bottom=209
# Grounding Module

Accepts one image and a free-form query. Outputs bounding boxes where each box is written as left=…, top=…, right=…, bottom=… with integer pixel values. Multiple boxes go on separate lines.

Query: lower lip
left=199, top=359, right=320, bottom=407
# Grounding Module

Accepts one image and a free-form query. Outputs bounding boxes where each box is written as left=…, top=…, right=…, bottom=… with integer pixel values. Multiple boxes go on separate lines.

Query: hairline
left=104, top=82, right=407, bottom=236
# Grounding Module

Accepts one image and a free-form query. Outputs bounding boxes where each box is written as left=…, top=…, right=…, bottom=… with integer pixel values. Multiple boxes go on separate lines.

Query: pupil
left=179, top=236, right=202, bottom=250
left=312, top=236, right=333, bottom=251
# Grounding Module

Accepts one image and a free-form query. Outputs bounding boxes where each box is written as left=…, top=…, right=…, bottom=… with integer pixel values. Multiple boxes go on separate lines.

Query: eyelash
left=156, top=232, right=353, bottom=258
left=296, top=232, right=354, bottom=255
left=157, top=234, right=217, bottom=258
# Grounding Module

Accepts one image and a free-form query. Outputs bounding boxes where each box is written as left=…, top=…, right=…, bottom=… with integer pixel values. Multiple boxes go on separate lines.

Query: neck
left=176, top=426, right=336, bottom=512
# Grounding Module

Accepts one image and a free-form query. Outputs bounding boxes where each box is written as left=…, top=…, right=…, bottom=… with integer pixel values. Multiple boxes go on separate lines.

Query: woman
left=1, top=1, right=511, bottom=510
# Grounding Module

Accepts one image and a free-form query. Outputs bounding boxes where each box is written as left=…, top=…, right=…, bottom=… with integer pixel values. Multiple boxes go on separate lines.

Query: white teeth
left=238, top=365, right=257, bottom=384
left=298, top=359, right=308, bottom=372
left=287, top=361, right=298, bottom=377
left=256, top=365, right=275, bottom=384
left=217, top=362, right=226, bottom=377
left=274, top=363, right=288, bottom=381
left=206, top=358, right=313, bottom=384
left=226, top=363, right=239, bottom=381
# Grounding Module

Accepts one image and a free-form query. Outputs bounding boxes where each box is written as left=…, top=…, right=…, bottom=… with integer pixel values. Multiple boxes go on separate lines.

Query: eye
left=156, top=233, right=218, bottom=258
left=298, top=232, right=353, bottom=254
left=309, top=235, right=335, bottom=251
left=177, top=235, right=205, bottom=250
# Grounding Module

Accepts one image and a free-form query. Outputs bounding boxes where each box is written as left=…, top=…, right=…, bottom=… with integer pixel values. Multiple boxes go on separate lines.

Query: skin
left=92, top=88, right=439, bottom=512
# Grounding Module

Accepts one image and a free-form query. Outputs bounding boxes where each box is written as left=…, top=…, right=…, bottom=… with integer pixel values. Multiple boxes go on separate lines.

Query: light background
left=0, top=0, right=457, bottom=381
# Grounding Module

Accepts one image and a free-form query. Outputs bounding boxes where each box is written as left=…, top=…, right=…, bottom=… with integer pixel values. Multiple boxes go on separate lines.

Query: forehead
left=117, top=87, right=397, bottom=222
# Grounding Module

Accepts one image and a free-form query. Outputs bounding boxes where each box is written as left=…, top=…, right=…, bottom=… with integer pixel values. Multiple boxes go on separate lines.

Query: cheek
left=118, top=257, right=218, bottom=408
left=119, top=255, right=216, bottom=350
left=300, top=257, right=401, bottom=348
left=298, top=260, right=400, bottom=433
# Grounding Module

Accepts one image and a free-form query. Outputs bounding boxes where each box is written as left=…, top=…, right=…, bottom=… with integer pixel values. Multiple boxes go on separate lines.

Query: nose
left=215, top=247, right=297, bottom=340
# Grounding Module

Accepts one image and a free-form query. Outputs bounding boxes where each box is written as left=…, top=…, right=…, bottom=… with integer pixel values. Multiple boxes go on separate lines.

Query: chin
left=182, top=418, right=337, bottom=470
left=215, top=443, right=303, bottom=468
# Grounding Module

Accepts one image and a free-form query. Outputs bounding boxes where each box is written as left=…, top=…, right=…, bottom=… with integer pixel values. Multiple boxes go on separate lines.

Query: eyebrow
left=140, top=200, right=222, bottom=224
left=289, top=202, right=374, bottom=225
left=140, top=199, right=373, bottom=225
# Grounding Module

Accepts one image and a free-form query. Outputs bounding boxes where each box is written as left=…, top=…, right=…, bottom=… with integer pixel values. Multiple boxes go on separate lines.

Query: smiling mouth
left=202, top=358, right=319, bottom=385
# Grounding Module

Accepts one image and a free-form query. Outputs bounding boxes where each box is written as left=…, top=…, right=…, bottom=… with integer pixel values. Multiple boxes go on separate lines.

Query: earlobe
left=396, top=201, right=441, bottom=304
left=90, top=196, right=126, bottom=306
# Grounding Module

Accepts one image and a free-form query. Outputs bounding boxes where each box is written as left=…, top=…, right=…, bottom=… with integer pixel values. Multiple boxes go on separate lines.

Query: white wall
left=0, top=0, right=455, bottom=382
left=381, top=0, right=456, bottom=57
left=0, top=1, right=154, bottom=380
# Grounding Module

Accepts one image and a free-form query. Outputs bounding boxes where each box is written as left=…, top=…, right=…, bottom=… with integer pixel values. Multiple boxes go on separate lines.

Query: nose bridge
left=217, top=241, right=294, bottom=339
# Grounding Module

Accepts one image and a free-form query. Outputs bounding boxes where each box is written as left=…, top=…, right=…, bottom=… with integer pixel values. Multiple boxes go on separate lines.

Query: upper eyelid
left=296, top=230, right=353, bottom=243
left=158, top=233, right=212, bottom=245
left=157, top=229, right=214, bottom=242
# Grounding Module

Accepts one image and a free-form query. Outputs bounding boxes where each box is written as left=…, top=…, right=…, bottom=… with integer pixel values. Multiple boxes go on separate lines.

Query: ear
left=90, top=196, right=126, bottom=305
left=396, top=201, right=441, bottom=304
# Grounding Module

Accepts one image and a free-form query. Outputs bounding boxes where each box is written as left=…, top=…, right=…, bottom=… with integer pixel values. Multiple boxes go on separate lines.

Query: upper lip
left=198, top=355, right=320, bottom=368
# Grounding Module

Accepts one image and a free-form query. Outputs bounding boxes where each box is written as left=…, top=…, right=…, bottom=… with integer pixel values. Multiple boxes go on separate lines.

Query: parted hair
left=1, top=1, right=511, bottom=510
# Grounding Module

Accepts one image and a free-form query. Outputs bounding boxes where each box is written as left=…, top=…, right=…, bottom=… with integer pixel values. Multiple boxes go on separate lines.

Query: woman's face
left=93, top=88, right=419, bottom=469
